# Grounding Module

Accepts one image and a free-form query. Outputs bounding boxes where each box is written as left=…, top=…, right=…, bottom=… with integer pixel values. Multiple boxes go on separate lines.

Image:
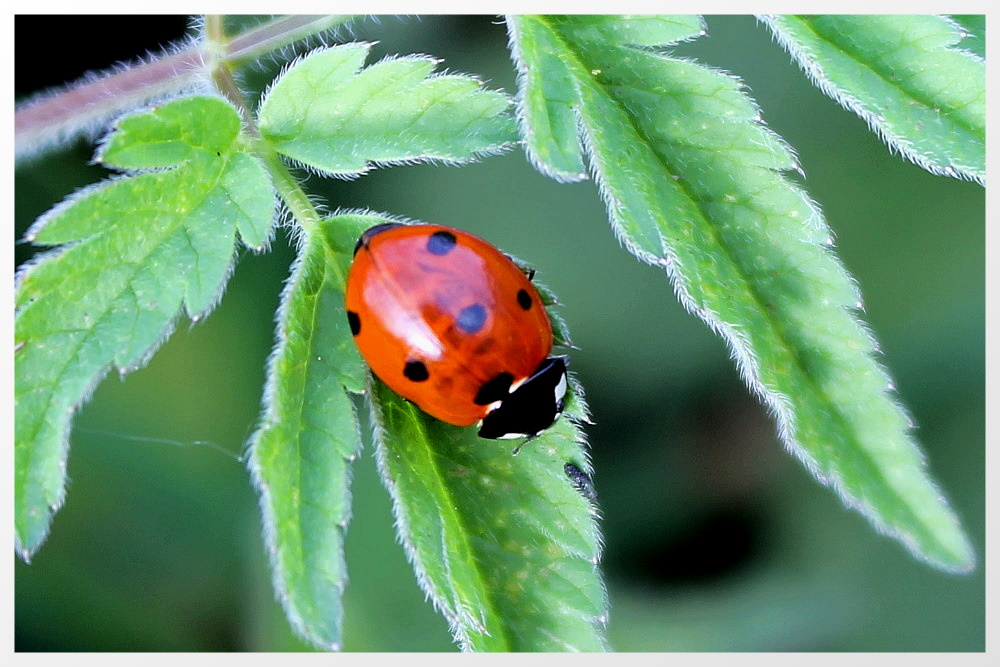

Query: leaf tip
left=935, top=524, right=978, bottom=574
left=15, top=541, right=35, bottom=564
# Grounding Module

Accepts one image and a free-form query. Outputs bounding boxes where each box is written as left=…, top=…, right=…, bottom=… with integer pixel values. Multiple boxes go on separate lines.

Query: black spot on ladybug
left=347, top=310, right=361, bottom=336
left=565, top=462, right=598, bottom=503
left=474, top=372, right=514, bottom=406
left=403, top=360, right=429, bottom=382
left=516, top=289, right=532, bottom=311
left=426, top=230, right=458, bottom=256
left=456, top=303, right=487, bottom=334
left=355, top=222, right=403, bottom=255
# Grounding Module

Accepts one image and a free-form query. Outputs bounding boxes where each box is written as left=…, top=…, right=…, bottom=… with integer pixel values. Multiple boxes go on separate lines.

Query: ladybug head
left=478, top=356, right=569, bottom=440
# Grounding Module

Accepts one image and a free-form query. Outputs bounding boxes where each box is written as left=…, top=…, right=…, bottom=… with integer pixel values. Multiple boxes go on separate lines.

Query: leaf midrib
left=534, top=16, right=941, bottom=550
left=391, top=405, right=511, bottom=651
left=291, top=232, right=347, bottom=618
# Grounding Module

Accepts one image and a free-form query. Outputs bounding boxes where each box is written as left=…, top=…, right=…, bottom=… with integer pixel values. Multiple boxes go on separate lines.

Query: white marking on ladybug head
left=554, top=371, right=568, bottom=407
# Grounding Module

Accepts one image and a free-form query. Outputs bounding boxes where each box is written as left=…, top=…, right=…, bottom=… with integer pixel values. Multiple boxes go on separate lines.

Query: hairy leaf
left=359, top=216, right=607, bottom=651
left=506, top=14, right=974, bottom=572
left=246, top=214, right=371, bottom=650
left=948, top=15, right=985, bottom=60
left=371, top=379, right=607, bottom=652
left=258, top=43, right=518, bottom=177
left=15, top=95, right=274, bottom=559
left=762, top=14, right=985, bottom=184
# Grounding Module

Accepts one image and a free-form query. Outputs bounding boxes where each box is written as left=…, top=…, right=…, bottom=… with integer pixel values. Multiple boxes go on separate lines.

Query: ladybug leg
left=510, top=434, right=537, bottom=456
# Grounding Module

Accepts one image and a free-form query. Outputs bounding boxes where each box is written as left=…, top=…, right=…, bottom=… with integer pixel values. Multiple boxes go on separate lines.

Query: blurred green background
left=14, top=15, right=984, bottom=651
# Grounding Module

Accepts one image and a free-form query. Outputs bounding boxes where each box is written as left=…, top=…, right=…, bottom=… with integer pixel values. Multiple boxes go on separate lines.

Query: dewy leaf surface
left=247, top=214, right=371, bottom=650
left=362, top=216, right=607, bottom=651
left=258, top=42, right=518, bottom=177
left=506, top=15, right=974, bottom=572
left=14, top=95, right=275, bottom=559
left=762, top=14, right=985, bottom=184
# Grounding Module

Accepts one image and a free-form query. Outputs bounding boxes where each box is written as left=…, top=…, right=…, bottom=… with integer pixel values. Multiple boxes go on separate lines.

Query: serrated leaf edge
left=509, top=15, right=975, bottom=572
left=246, top=224, right=369, bottom=651
left=758, top=14, right=985, bottom=185
left=259, top=43, right=519, bottom=181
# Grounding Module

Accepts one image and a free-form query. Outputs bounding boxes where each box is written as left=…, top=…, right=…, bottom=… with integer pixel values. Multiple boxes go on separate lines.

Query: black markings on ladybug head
left=403, top=360, right=430, bottom=382
left=474, top=372, right=514, bottom=406
left=477, top=356, right=568, bottom=440
left=516, top=289, right=532, bottom=311
left=426, top=230, right=458, bottom=256
left=347, top=310, right=361, bottom=336
left=564, top=462, right=598, bottom=503
left=355, top=222, right=403, bottom=255
left=456, top=303, right=487, bottom=334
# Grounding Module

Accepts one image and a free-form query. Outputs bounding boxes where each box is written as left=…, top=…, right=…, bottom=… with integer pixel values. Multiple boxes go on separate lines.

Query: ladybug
left=345, top=223, right=568, bottom=440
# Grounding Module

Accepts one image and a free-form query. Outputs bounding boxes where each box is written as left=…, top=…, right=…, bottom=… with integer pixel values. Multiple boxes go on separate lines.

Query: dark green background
left=15, top=15, right=984, bottom=651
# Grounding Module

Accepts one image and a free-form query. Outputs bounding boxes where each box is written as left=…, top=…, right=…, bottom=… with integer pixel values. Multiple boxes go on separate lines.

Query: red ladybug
left=345, top=223, right=568, bottom=440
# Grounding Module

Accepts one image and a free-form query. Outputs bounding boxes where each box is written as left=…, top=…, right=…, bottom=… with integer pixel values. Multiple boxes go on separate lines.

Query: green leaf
left=506, top=15, right=975, bottom=572
left=340, top=212, right=607, bottom=651
left=14, top=95, right=275, bottom=560
left=948, top=15, right=985, bottom=60
left=762, top=14, right=985, bottom=184
left=370, top=373, right=607, bottom=652
left=248, top=211, right=606, bottom=651
left=510, top=14, right=706, bottom=182
left=246, top=214, right=371, bottom=650
left=258, top=42, right=518, bottom=177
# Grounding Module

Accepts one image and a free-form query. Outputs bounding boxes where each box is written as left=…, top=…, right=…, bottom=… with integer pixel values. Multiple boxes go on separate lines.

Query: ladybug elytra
left=345, top=223, right=568, bottom=440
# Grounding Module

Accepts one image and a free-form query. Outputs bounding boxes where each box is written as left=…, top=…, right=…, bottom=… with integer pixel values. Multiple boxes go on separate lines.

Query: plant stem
left=14, top=14, right=356, bottom=162
left=202, top=15, right=324, bottom=235
left=226, top=15, right=356, bottom=64
left=260, top=148, right=325, bottom=234
left=204, top=16, right=252, bottom=121
left=14, top=46, right=207, bottom=160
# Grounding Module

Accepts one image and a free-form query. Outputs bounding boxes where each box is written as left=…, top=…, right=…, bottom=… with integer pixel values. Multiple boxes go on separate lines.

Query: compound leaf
left=258, top=43, right=518, bottom=177
left=506, top=14, right=974, bottom=573
left=15, top=95, right=275, bottom=559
